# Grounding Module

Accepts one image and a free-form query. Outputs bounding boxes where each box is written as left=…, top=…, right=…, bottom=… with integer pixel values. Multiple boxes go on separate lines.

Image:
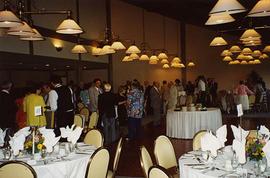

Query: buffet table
left=166, top=108, right=222, bottom=139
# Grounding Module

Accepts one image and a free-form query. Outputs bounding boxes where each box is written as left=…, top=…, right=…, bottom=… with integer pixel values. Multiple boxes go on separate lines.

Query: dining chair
left=248, top=95, right=256, bottom=112
left=74, top=114, right=84, bottom=127
left=84, top=129, right=104, bottom=148
left=154, top=135, right=177, bottom=170
left=107, top=137, right=123, bottom=178
left=192, top=130, right=207, bottom=151
left=88, top=112, right=99, bottom=129
left=140, top=145, right=154, bottom=178
left=0, top=160, right=37, bottom=178
left=80, top=107, right=90, bottom=122
left=85, top=147, right=110, bottom=178
left=148, top=165, right=173, bottom=178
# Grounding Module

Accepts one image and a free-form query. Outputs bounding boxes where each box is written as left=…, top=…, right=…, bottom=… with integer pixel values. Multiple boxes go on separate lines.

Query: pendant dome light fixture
left=205, top=13, right=235, bottom=25
left=210, top=36, right=228, bottom=46
left=56, top=11, right=83, bottom=35
left=209, top=0, right=246, bottom=15
left=248, top=0, right=270, bottom=17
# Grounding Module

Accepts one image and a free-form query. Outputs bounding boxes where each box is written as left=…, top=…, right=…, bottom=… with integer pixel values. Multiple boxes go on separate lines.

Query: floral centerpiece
left=24, top=128, right=45, bottom=154
left=246, top=130, right=267, bottom=161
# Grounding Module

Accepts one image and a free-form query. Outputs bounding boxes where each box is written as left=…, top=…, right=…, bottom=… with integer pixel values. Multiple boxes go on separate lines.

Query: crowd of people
left=0, top=75, right=221, bottom=145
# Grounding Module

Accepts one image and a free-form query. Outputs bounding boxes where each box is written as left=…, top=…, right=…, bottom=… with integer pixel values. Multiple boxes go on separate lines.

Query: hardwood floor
left=107, top=113, right=270, bottom=177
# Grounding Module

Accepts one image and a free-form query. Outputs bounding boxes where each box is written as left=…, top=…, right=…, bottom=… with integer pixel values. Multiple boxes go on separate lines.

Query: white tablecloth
left=166, top=108, right=222, bottom=139
left=33, top=153, right=91, bottom=178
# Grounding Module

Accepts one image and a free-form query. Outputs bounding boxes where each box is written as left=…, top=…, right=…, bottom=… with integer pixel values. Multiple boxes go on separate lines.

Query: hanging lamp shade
left=160, top=58, right=169, bottom=64
left=244, top=55, right=254, bottom=61
left=111, top=41, right=126, bottom=50
left=71, top=44, right=87, bottom=53
left=205, top=13, right=235, bottom=25
left=187, top=62, right=195, bottom=67
left=252, top=50, right=262, bottom=57
left=248, top=60, right=255, bottom=64
left=126, top=44, right=141, bottom=54
left=244, top=42, right=262, bottom=46
left=262, top=53, right=269, bottom=59
left=7, top=21, right=34, bottom=36
left=172, top=56, right=181, bottom=63
left=236, top=54, right=245, bottom=60
left=263, top=45, right=270, bottom=52
left=20, top=28, right=44, bottom=41
left=171, top=62, right=181, bottom=68
left=230, top=45, right=241, bottom=53
left=158, top=52, right=168, bottom=59
left=162, top=64, right=170, bottom=69
left=221, top=49, right=232, bottom=56
left=150, top=55, right=158, bottom=61
left=129, top=53, right=139, bottom=60
left=223, top=56, right=233, bottom=61
left=102, top=45, right=116, bottom=54
left=233, top=60, right=240, bottom=64
left=240, top=29, right=261, bottom=41
left=91, top=47, right=103, bottom=55
left=228, top=61, right=234, bottom=65
left=149, top=58, right=158, bottom=65
left=210, top=37, right=227, bottom=46
left=56, top=18, right=83, bottom=34
left=139, top=54, right=150, bottom=61
left=248, top=0, right=270, bottom=17
left=122, top=55, right=133, bottom=62
left=254, top=59, right=261, bottom=64
left=209, top=0, right=246, bottom=15
left=240, top=60, right=248, bottom=65
left=0, top=10, right=22, bottom=28
left=241, top=48, right=252, bottom=55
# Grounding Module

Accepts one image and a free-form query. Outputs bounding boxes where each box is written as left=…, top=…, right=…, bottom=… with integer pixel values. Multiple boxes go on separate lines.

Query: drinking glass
left=65, top=143, right=70, bottom=156
left=232, top=153, right=239, bottom=170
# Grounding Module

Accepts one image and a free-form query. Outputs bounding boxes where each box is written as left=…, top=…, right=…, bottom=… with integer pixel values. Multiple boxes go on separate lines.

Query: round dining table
left=166, top=108, right=222, bottom=139
left=178, top=149, right=270, bottom=178
left=0, top=144, right=95, bottom=178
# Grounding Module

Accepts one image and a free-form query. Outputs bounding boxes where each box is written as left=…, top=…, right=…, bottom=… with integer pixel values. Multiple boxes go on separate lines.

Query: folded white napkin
left=216, top=125, right=227, bottom=148
left=67, top=126, right=83, bottom=145
left=232, top=139, right=246, bottom=164
left=262, top=140, right=270, bottom=166
left=60, top=125, right=76, bottom=138
left=9, top=134, right=26, bottom=156
left=231, top=125, right=249, bottom=141
left=231, top=125, right=249, bottom=164
left=14, top=127, right=31, bottom=138
left=259, top=125, right=270, bottom=139
left=8, top=127, right=31, bottom=156
left=38, top=127, right=60, bottom=153
left=201, top=131, right=221, bottom=157
left=0, top=128, right=6, bottom=147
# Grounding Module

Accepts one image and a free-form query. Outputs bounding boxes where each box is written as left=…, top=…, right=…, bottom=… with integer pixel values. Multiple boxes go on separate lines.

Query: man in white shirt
left=43, top=83, right=58, bottom=128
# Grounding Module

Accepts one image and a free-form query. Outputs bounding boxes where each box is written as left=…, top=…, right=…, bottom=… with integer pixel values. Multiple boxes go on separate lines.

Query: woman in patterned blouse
left=126, top=81, right=144, bottom=140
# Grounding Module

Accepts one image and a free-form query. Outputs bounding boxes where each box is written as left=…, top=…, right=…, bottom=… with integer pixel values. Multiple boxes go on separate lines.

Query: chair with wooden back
left=84, top=129, right=104, bottom=148
left=140, top=145, right=154, bottom=178
left=77, top=102, right=85, bottom=111
left=0, top=160, right=37, bottom=178
left=85, top=147, right=110, bottom=178
left=148, top=165, right=172, bottom=178
left=192, top=130, right=207, bottom=151
left=107, top=137, right=123, bottom=178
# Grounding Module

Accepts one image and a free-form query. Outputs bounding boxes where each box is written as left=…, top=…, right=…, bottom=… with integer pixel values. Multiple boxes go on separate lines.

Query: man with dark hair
left=50, top=75, right=74, bottom=136
left=0, top=81, right=17, bottom=130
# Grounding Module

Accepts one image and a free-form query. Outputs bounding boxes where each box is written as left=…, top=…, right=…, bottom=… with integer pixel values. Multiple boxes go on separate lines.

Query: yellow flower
left=37, top=144, right=43, bottom=150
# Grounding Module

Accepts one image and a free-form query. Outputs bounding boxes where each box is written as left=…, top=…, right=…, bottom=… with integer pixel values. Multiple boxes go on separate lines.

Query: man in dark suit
left=0, top=81, right=17, bottom=130
left=50, top=75, right=74, bottom=136
left=150, top=81, right=161, bottom=126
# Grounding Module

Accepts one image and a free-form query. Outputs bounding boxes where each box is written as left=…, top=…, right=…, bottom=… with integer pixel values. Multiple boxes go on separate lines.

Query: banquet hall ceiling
left=122, top=0, right=270, bottom=38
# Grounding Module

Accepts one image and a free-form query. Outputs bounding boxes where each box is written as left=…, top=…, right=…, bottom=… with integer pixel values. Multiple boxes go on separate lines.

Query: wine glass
left=232, top=152, right=239, bottom=170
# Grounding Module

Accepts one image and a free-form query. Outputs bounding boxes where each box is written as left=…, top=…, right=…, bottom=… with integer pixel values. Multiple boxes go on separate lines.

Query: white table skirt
left=33, top=153, right=91, bottom=178
left=166, top=108, right=222, bottom=139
